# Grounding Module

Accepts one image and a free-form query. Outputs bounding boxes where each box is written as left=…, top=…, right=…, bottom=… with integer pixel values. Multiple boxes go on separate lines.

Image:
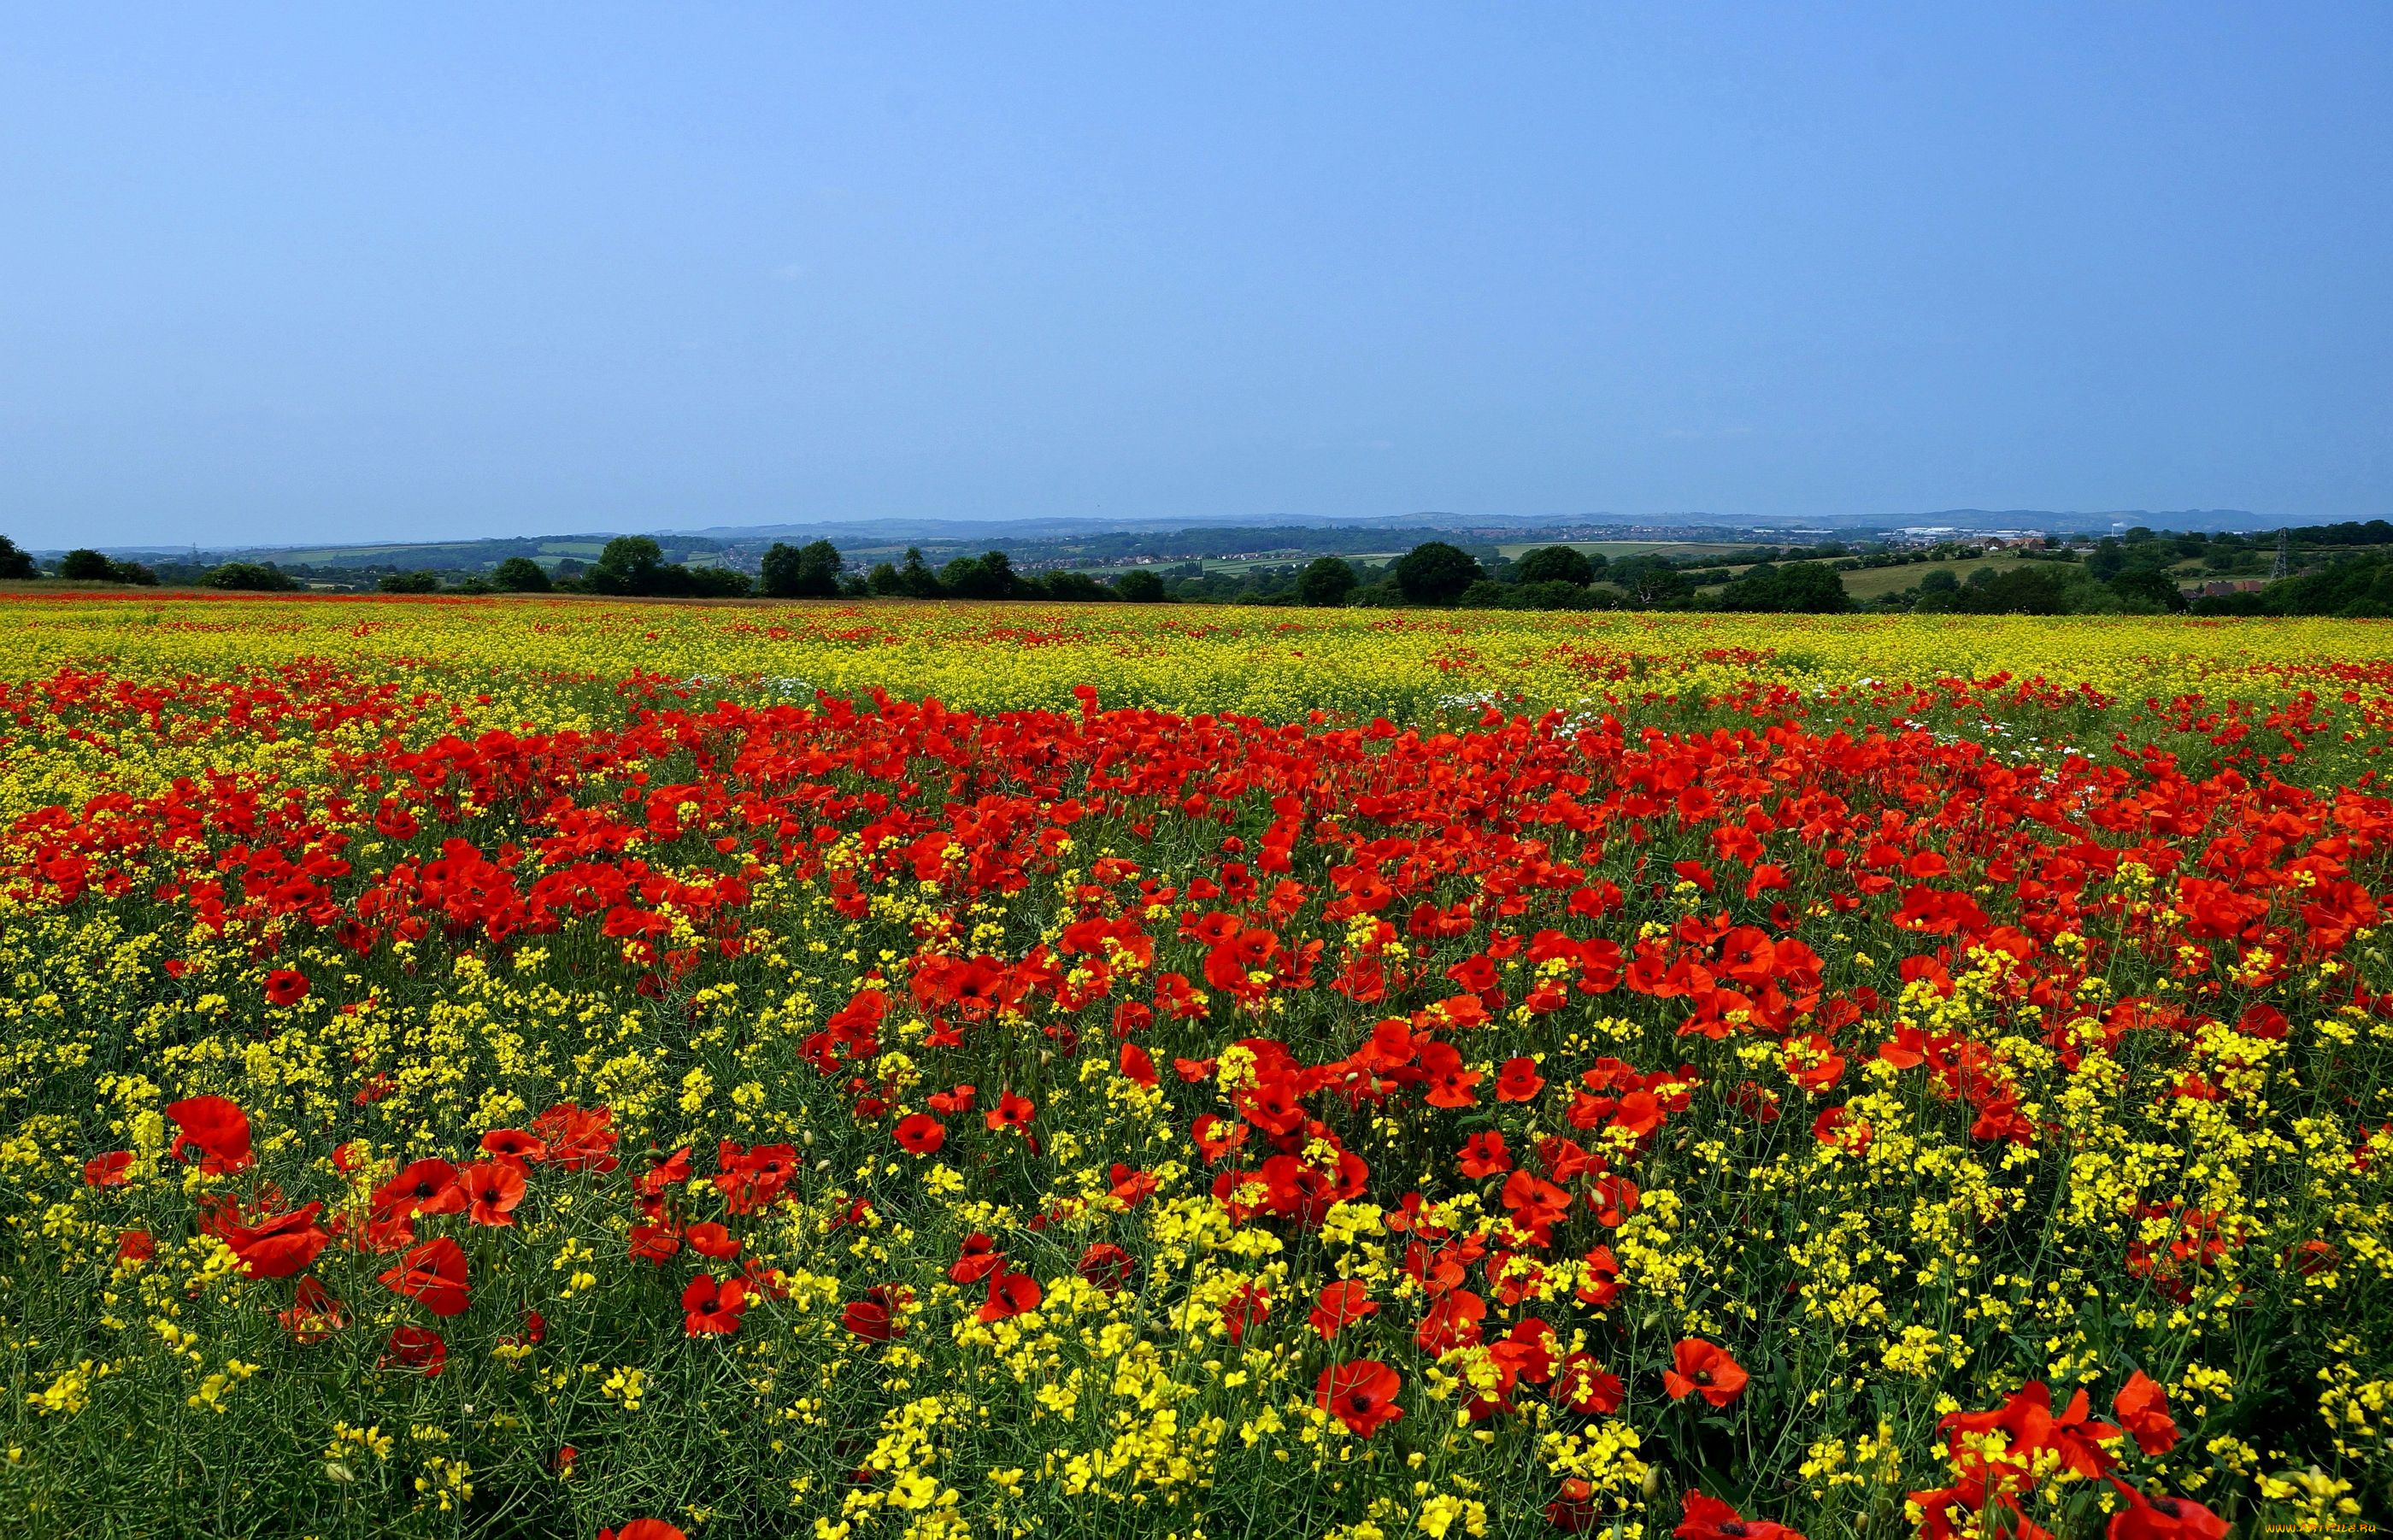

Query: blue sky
left=2, top=4, right=2387, bottom=549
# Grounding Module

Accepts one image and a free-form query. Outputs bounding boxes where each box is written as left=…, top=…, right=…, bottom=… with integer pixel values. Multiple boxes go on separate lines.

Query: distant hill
left=54, top=507, right=2309, bottom=583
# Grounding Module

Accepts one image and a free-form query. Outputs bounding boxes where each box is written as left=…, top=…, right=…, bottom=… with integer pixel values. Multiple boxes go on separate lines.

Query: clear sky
left=3, top=4, right=2388, bottom=550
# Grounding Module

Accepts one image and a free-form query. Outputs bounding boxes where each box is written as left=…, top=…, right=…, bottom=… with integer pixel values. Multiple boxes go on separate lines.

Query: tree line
left=7, top=519, right=2390, bottom=616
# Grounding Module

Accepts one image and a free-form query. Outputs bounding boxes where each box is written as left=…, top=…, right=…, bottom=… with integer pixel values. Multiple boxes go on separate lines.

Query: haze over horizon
left=3, top=5, right=2388, bottom=551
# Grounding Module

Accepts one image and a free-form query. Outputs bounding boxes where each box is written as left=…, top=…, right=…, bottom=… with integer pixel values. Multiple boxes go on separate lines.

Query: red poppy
left=1674, top=1490, right=1806, bottom=1540
left=1308, top=1280, right=1378, bottom=1339
left=843, top=1284, right=908, bottom=1342
left=1076, top=1242, right=1135, bottom=1293
left=1937, top=1381, right=2120, bottom=1480
left=2104, top=1481, right=2229, bottom=1540
left=373, top=1158, right=467, bottom=1222
left=480, top=1127, right=550, bottom=1170
left=1221, top=1282, right=1269, bottom=1344
left=2112, top=1371, right=2178, bottom=1455
left=1457, top=1131, right=1512, bottom=1179
left=978, top=1270, right=1043, bottom=1322
left=263, top=967, right=311, bottom=1008
left=950, top=1232, right=1005, bottom=1284
left=381, top=1325, right=448, bottom=1377
left=530, top=1102, right=620, bottom=1173
left=892, top=1114, right=947, bottom=1154
left=1415, top=1289, right=1485, bottom=1355
left=1116, top=1042, right=1158, bottom=1086
left=457, top=1161, right=526, bottom=1226
left=212, top=1198, right=331, bottom=1279
left=1663, top=1338, right=1748, bottom=1408
left=1416, top=1042, right=1482, bottom=1108
left=1494, top=1055, right=1546, bottom=1102
left=1576, top=1245, right=1621, bottom=1308
left=685, top=1221, right=740, bottom=1261
left=985, top=1092, right=1036, bottom=1132
left=165, top=1095, right=253, bottom=1174
left=926, top=1084, right=978, bottom=1114
left=628, top=1223, right=680, bottom=1264
left=115, top=1229, right=155, bottom=1266
left=597, top=1524, right=687, bottom=1540
left=1107, top=1163, right=1157, bottom=1208
left=1314, top=1358, right=1404, bottom=1437
left=681, top=1275, right=749, bottom=1336
left=82, top=1150, right=134, bottom=1186
left=1551, top=1352, right=1624, bottom=1414
left=713, top=1141, right=798, bottom=1214
left=379, top=1236, right=472, bottom=1317
left=1546, top=1478, right=1601, bottom=1533
left=277, top=1277, right=350, bottom=1344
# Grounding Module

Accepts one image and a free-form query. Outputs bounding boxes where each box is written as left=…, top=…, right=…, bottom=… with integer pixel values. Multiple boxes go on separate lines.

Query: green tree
left=761, top=540, right=844, bottom=598
left=59, top=549, right=116, bottom=581
left=0, top=536, right=32, bottom=580
left=684, top=564, right=753, bottom=598
left=491, top=557, right=551, bottom=592
left=1952, top=566, right=2073, bottom=614
left=1714, top=561, right=1851, bottom=614
left=1113, top=569, right=1167, bottom=603
left=2107, top=568, right=2188, bottom=613
left=894, top=548, right=944, bottom=599
left=1392, top=542, right=1483, bottom=606
left=1514, top=545, right=1595, bottom=587
left=1609, top=555, right=1694, bottom=608
left=379, top=571, right=442, bottom=594
left=1295, top=556, right=1358, bottom=607
left=941, top=551, right=1020, bottom=600
left=204, top=561, right=300, bottom=592
left=588, top=537, right=667, bottom=595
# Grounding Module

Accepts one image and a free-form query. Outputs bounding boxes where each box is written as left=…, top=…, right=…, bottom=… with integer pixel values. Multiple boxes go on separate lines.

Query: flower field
left=3, top=594, right=2391, bottom=1539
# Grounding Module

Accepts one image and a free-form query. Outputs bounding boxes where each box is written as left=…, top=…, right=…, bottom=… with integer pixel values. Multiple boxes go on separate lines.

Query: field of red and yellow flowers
left=3, top=593, right=2392, bottom=1539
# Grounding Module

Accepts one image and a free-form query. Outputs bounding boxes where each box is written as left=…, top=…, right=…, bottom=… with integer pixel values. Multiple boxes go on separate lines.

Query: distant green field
left=1837, top=555, right=2035, bottom=600
left=251, top=538, right=611, bottom=567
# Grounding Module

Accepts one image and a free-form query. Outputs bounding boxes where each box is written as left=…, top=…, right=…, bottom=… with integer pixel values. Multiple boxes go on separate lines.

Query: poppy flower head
left=457, top=1161, right=526, bottom=1226
left=1456, top=1131, right=1512, bottom=1179
left=373, top=1158, right=467, bottom=1222
left=891, top=1113, right=946, bottom=1155
left=1308, top=1280, right=1378, bottom=1340
left=263, top=968, right=311, bottom=1008
left=842, top=1284, right=908, bottom=1342
left=985, top=1091, right=1036, bottom=1132
left=950, top=1232, right=1005, bottom=1285
left=597, top=1523, right=688, bottom=1540
left=2112, top=1370, right=2179, bottom=1455
left=2103, top=1480, right=2230, bottom=1540
left=685, top=1221, right=740, bottom=1261
left=278, top=1277, right=350, bottom=1344
left=530, top=1102, right=620, bottom=1173
left=381, top=1325, right=448, bottom=1377
left=1663, top=1338, right=1749, bottom=1408
left=1673, top=1490, right=1806, bottom=1540
left=1076, top=1242, right=1136, bottom=1294
left=218, top=1199, right=331, bottom=1279
left=479, top=1127, right=550, bottom=1171
left=379, top=1236, right=472, bottom=1317
left=1494, top=1055, right=1546, bottom=1102
left=1314, top=1358, right=1403, bottom=1437
left=83, top=1150, right=134, bottom=1187
left=1552, top=1351, right=1624, bottom=1414
left=978, top=1270, right=1043, bottom=1323
left=681, top=1275, right=749, bottom=1337
left=166, top=1095, right=254, bottom=1175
